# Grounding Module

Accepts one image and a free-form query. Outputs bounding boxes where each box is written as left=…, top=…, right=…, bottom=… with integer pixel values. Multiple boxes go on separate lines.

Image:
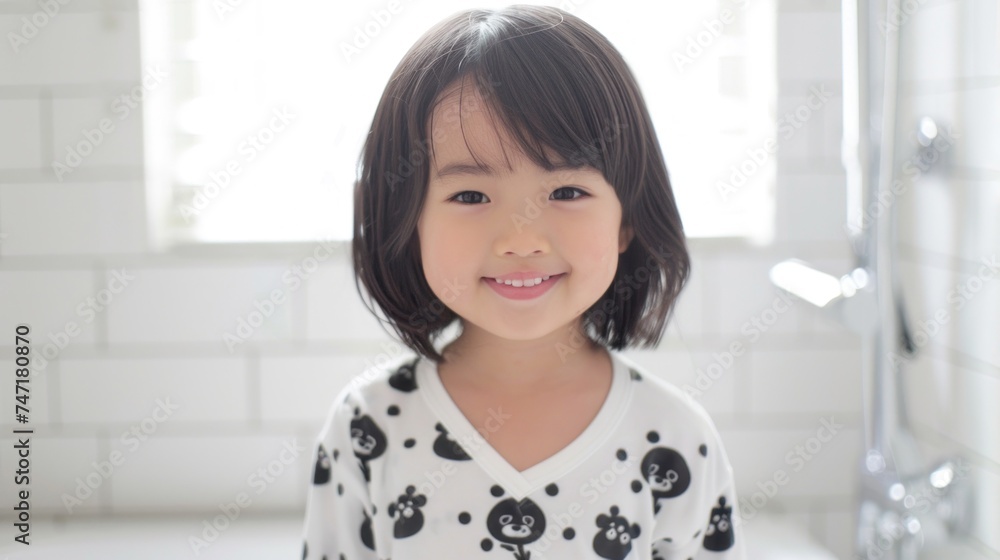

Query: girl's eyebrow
left=434, top=160, right=586, bottom=180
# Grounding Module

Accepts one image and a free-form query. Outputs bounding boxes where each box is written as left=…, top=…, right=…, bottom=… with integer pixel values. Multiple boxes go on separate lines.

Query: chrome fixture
left=769, top=1, right=972, bottom=558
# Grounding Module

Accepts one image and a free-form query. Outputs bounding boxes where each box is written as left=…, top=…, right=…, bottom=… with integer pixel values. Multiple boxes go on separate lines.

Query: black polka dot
left=616, top=448, right=627, bottom=461
left=404, top=438, right=416, bottom=448
left=458, top=511, right=471, bottom=524
left=337, top=483, right=343, bottom=495
left=387, top=405, right=400, bottom=416
left=693, top=530, right=701, bottom=538
left=545, top=483, right=559, bottom=496
left=332, top=449, right=339, bottom=461
left=563, top=527, right=575, bottom=539
left=490, top=485, right=504, bottom=497
left=481, top=538, right=493, bottom=551
left=699, top=444, right=708, bottom=457
left=372, top=504, right=377, bottom=515
left=631, top=480, right=643, bottom=493
left=647, top=431, right=660, bottom=443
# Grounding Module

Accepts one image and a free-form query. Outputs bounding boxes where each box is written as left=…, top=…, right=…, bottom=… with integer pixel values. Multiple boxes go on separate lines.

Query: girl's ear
left=618, top=224, right=635, bottom=253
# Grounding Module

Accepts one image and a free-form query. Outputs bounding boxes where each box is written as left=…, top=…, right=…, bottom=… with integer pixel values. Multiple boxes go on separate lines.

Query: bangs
left=419, top=8, right=638, bottom=182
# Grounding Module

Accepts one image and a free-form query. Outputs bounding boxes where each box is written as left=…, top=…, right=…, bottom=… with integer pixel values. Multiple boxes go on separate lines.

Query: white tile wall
left=0, top=269, right=99, bottom=348
left=303, top=261, right=387, bottom=341
left=51, top=95, right=144, bottom=171
left=0, top=9, right=140, bottom=86
left=1, top=0, right=996, bottom=556
left=897, top=0, right=1000, bottom=554
left=0, top=182, right=148, bottom=256
left=750, top=349, right=863, bottom=415
left=105, top=435, right=306, bottom=513
left=104, top=264, right=297, bottom=346
left=58, top=357, right=249, bottom=425
left=0, top=99, right=42, bottom=168
left=0, top=436, right=103, bottom=515
left=258, top=354, right=367, bottom=424
left=776, top=10, right=842, bottom=90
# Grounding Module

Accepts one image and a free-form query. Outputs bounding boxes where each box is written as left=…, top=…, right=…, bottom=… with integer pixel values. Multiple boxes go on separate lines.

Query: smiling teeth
left=494, top=275, right=551, bottom=287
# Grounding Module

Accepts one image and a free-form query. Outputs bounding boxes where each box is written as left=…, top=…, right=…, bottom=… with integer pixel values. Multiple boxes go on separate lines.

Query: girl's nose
left=493, top=218, right=550, bottom=257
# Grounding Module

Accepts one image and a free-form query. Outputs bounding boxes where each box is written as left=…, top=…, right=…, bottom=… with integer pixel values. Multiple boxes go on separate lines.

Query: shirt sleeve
left=301, top=385, right=380, bottom=560
left=649, top=400, right=747, bottom=559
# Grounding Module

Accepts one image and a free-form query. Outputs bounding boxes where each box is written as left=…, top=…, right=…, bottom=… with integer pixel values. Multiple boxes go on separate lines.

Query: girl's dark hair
left=352, top=4, right=690, bottom=364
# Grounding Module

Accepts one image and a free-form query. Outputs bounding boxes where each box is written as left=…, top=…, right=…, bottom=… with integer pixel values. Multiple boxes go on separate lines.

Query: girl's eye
left=449, top=191, right=489, bottom=204
left=447, top=186, right=588, bottom=204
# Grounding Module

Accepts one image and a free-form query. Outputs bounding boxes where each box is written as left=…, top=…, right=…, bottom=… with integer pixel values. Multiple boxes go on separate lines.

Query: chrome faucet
left=768, top=1, right=972, bottom=558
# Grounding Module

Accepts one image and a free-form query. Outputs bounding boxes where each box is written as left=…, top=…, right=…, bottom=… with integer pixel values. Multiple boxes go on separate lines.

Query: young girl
left=302, top=5, right=744, bottom=559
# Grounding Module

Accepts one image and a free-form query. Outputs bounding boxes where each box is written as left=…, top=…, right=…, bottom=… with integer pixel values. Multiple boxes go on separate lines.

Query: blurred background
left=0, top=0, right=996, bottom=558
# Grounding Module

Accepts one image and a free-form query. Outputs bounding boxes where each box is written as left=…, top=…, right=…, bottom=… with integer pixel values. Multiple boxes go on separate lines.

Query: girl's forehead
left=428, top=87, right=520, bottom=173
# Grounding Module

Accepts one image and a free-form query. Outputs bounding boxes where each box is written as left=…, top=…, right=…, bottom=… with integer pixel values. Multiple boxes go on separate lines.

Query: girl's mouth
left=482, top=273, right=565, bottom=301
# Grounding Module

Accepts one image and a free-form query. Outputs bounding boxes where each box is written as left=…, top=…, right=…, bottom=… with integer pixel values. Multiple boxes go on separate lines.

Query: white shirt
left=301, top=350, right=746, bottom=559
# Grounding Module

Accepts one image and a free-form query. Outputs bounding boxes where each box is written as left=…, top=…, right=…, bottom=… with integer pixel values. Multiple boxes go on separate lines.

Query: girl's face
left=417, top=86, right=633, bottom=345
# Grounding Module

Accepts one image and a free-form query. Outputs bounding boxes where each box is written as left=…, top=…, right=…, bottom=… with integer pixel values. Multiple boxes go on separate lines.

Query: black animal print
left=388, top=359, right=419, bottom=392
left=640, top=447, right=692, bottom=512
left=350, top=412, right=387, bottom=482
left=432, top=422, right=471, bottom=461
left=388, top=485, right=427, bottom=539
left=485, top=492, right=547, bottom=560
left=592, top=505, right=640, bottom=560
left=702, top=496, right=735, bottom=551
left=312, top=443, right=331, bottom=485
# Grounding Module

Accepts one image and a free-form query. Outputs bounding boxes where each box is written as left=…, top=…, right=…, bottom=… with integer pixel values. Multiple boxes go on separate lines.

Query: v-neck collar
left=416, top=350, right=633, bottom=500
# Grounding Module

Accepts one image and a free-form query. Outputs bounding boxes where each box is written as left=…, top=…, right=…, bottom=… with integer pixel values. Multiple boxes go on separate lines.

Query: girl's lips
left=483, top=273, right=564, bottom=301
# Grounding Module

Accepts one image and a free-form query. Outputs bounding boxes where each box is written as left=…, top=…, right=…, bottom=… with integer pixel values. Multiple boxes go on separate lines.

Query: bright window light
left=140, top=0, right=776, bottom=246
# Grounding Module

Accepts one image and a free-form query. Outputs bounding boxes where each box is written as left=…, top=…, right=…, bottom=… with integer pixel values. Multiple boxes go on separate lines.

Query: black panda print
left=361, top=508, right=375, bottom=550
left=592, top=505, right=640, bottom=560
left=432, top=422, right=472, bottom=461
left=312, top=443, right=331, bottom=485
left=350, top=410, right=387, bottom=482
left=483, top=486, right=547, bottom=560
left=388, top=358, right=419, bottom=392
left=702, top=496, right=735, bottom=551
left=640, top=445, right=692, bottom=513
left=388, top=485, right=427, bottom=538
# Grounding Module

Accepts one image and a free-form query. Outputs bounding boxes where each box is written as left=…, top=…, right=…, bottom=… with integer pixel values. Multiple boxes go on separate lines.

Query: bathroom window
left=140, top=0, right=776, bottom=248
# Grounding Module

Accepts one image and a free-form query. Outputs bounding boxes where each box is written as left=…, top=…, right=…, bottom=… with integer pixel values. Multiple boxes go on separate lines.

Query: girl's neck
left=438, top=322, right=610, bottom=393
